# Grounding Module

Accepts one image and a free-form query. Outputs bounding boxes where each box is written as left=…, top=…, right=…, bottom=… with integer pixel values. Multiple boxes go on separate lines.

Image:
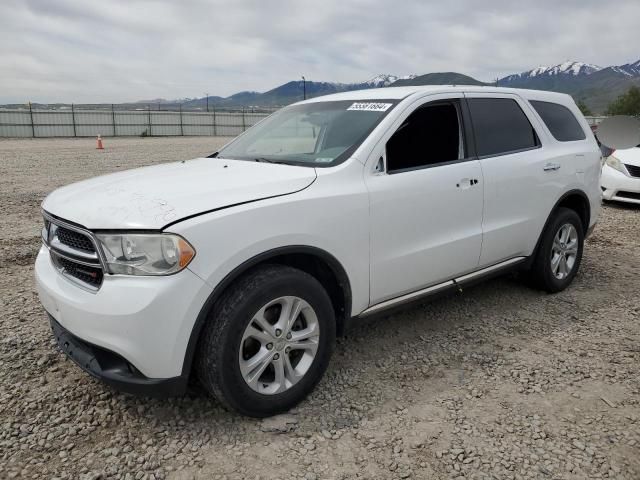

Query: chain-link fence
left=0, top=105, right=275, bottom=138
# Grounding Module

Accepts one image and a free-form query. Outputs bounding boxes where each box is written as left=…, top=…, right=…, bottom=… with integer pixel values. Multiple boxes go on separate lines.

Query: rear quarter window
left=530, top=100, right=586, bottom=142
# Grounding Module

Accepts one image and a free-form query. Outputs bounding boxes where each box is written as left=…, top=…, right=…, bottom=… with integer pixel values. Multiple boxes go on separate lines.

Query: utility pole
left=112, top=104, right=117, bottom=136
left=28, top=101, right=35, bottom=138
left=71, top=103, right=76, bottom=137
left=302, top=76, right=306, bottom=100
left=205, top=92, right=209, bottom=112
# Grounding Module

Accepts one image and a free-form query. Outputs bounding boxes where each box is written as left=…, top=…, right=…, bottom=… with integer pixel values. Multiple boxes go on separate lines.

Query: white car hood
left=614, top=147, right=640, bottom=167
left=42, top=158, right=317, bottom=229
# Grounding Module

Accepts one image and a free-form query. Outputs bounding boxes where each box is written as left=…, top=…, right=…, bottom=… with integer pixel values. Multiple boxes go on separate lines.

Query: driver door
left=365, top=95, right=484, bottom=304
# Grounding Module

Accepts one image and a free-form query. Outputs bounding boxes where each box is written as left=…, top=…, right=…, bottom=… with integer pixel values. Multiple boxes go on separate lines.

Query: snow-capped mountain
left=502, top=61, right=602, bottom=82
left=362, top=74, right=417, bottom=87
left=612, top=60, right=640, bottom=77
left=135, top=97, right=195, bottom=104
left=496, top=58, right=640, bottom=113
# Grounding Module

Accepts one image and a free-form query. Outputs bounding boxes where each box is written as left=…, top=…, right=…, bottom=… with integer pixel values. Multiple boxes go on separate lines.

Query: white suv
left=36, top=86, right=601, bottom=417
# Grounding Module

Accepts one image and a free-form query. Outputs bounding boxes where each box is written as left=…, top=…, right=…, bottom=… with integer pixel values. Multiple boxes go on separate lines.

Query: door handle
left=456, top=178, right=479, bottom=189
left=543, top=163, right=561, bottom=171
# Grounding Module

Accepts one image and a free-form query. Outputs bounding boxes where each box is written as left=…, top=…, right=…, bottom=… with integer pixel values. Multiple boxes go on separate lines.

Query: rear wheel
left=530, top=207, right=584, bottom=293
left=196, top=264, right=335, bottom=417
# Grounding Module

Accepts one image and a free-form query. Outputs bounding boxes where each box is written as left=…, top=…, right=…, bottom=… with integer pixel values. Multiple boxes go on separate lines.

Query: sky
left=1, top=0, right=639, bottom=104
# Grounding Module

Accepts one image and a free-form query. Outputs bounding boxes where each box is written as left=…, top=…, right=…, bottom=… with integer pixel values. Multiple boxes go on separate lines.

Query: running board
left=359, top=257, right=526, bottom=317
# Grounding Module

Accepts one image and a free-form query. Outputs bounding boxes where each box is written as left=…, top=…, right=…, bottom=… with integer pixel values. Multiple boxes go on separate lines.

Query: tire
left=530, top=207, right=584, bottom=293
left=195, top=264, right=336, bottom=417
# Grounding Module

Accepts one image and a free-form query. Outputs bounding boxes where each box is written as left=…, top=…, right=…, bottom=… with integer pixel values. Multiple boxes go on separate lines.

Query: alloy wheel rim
left=239, top=296, right=320, bottom=395
left=550, top=223, right=578, bottom=280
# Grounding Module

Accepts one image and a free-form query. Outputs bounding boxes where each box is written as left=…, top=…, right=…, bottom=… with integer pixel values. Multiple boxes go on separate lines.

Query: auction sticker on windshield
left=347, top=102, right=393, bottom=112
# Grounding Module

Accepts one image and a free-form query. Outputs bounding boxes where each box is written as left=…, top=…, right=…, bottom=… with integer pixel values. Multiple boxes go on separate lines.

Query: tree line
left=577, top=86, right=640, bottom=117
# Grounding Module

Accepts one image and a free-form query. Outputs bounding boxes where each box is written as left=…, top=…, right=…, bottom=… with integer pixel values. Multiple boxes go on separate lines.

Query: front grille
left=52, top=253, right=104, bottom=287
left=625, top=164, right=640, bottom=178
left=57, top=226, right=96, bottom=253
left=43, top=214, right=104, bottom=291
left=616, top=191, right=640, bottom=201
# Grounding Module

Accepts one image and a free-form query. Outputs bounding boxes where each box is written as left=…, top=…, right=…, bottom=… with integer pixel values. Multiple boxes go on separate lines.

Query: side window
left=386, top=102, right=463, bottom=173
left=467, top=98, right=540, bottom=157
left=530, top=100, right=586, bottom=142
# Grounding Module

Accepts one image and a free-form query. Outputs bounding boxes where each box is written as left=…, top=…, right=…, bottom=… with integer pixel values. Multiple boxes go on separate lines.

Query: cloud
left=0, top=0, right=638, bottom=102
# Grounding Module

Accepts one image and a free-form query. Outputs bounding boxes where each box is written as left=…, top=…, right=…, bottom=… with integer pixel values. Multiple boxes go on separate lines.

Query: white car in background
left=601, top=145, right=640, bottom=204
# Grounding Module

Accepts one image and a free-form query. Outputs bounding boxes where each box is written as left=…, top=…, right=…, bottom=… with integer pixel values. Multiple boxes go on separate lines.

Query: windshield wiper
left=253, top=157, right=288, bottom=165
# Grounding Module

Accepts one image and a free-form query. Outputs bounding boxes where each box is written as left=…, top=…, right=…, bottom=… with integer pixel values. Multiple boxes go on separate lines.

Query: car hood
left=614, top=147, right=640, bottom=167
left=42, top=158, right=317, bottom=229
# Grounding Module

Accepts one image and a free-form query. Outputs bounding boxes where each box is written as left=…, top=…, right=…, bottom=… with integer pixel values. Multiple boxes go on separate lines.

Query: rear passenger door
left=464, top=94, right=572, bottom=266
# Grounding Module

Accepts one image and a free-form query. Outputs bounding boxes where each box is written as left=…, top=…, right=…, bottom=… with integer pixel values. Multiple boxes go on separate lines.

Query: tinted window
left=530, top=100, right=586, bottom=141
left=467, top=98, right=539, bottom=157
left=386, top=103, right=462, bottom=172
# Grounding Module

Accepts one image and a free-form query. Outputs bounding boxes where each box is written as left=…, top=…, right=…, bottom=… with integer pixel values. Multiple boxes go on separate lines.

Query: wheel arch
left=181, top=245, right=352, bottom=378
left=554, top=189, right=591, bottom=233
left=529, top=188, right=591, bottom=265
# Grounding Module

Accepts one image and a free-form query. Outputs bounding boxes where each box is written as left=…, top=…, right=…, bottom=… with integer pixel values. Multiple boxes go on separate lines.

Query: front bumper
left=49, top=315, right=187, bottom=396
left=35, top=245, right=212, bottom=380
left=601, top=165, right=640, bottom=204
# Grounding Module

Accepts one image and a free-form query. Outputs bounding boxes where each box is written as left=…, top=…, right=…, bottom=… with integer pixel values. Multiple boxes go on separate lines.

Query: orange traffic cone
left=96, top=135, right=104, bottom=150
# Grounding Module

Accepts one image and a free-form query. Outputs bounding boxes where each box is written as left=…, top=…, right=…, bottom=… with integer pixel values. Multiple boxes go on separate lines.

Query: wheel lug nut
left=273, top=353, right=280, bottom=360
left=285, top=347, right=291, bottom=354
left=275, top=329, right=282, bottom=337
left=266, top=343, right=273, bottom=350
left=286, top=333, right=292, bottom=340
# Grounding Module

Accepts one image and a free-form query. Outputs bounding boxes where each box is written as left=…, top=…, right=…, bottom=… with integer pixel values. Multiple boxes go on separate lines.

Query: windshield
left=217, top=100, right=398, bottom=167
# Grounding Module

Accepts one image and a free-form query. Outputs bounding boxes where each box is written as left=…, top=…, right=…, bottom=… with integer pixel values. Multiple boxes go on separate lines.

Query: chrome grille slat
left=50, top=237, right=100, bottom=263
left=49, top=247, right=103, bottom=267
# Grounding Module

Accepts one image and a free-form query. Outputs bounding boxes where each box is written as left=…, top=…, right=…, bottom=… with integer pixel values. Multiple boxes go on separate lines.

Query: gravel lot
left=1, top=137, right=639, bottom=480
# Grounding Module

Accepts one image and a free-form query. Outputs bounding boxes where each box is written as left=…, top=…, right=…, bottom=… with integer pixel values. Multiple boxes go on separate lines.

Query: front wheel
left=530, top=207, right=584, bottom=293
left=196, top=264, right=336, bottom=417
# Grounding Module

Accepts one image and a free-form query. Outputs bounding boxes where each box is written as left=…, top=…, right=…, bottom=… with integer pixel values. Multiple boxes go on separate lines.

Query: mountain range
left=5, top=59, right=637, bottom=113
left=177, top=59, right=640, bottom=114
left=179, top=74, right=417, bottom=111
left=495, top=60, right=640, bottom=112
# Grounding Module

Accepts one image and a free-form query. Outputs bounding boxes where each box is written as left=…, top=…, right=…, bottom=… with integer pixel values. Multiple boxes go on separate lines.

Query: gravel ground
left=0, top=137, right=639, bottom=480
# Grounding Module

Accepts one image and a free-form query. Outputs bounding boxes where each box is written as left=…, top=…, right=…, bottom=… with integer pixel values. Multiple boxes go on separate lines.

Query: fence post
left=148, top=104, right=152, bottom=136
left=112, top=104, right=117, bottom=136
left=242, top=107, right=246, bottom=132
left=29, top=102, right=35, bottom=138
left=180, top=104, right=184, bottom=136
left=212, top=107, right=217, bottom=136
left=71, top=103, right=77, bottom=137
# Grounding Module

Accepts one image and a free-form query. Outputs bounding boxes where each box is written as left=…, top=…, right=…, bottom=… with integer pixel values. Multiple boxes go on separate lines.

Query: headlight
left=605, top=156, right=629, bottom=176
left=96, top=233, right=195, bottom=276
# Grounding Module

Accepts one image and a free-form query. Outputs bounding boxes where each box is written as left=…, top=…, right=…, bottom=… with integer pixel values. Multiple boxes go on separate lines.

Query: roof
left=301, top=85, right=573, bottom=104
